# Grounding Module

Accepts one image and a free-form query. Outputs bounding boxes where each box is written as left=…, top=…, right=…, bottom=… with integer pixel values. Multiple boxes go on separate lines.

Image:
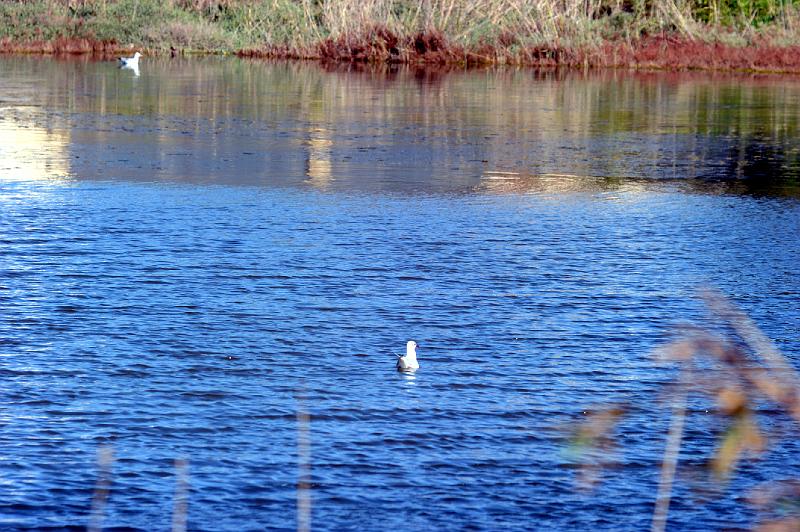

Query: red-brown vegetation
left=239, top=28, right=473, bottom=65
left=0, top=36, right=129, bottom=56
left=317, top=26, right=404, bottom=63
left=237, top=30, right=800, bottom=73
left=6, top=29, right=800, bottom=73
left=597, top=35, right=800, bottom=72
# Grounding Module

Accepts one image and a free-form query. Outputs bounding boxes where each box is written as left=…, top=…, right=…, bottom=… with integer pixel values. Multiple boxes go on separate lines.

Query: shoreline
left=4, top=34, right=800, bottom=74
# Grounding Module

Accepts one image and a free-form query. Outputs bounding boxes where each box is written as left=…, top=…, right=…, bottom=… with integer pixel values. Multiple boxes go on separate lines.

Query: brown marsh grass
left=4, top=0, right=800, bottom=71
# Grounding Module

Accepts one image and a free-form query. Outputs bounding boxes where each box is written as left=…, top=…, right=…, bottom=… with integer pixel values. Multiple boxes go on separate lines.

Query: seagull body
left=396, top=341, right=419, bottom=371
left=118, top=52, right=141, bottom=69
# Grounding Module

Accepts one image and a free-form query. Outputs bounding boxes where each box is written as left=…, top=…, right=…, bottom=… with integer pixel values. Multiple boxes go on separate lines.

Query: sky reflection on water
left=1, top=56, right=800, bottom=196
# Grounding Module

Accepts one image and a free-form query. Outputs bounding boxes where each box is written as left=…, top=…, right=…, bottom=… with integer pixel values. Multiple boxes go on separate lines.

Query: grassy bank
left=2, top=0, right=800, bottom=71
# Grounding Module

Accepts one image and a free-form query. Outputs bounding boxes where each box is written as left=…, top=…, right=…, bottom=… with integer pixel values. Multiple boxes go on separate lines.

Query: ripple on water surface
left=1, top=57, right=800, bottom=531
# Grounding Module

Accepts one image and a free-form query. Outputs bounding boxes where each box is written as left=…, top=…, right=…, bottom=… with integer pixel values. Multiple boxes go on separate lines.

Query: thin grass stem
left=88, top=446, right=114, bottom=532
left=651, top=372, right=689, bottom=532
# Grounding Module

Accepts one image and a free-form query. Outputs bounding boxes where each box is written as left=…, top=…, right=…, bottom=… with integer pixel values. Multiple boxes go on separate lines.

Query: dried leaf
left=712, top=412, right=765, bottom=479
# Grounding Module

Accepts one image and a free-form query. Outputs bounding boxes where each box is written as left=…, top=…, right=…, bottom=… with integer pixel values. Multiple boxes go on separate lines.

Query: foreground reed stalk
left=297, top=402, right=312, bottom=532
left=172, top=459, right=189, bottom=532
left=651, top=374, right=688, bottom=532
left=88, top=446, right=114, bottom=532
left=571, top=288, right=800, bottom=530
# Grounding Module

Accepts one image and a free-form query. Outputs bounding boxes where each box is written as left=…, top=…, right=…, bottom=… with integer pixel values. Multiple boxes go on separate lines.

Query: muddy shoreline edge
left=3, top=33, right=800, bottom=74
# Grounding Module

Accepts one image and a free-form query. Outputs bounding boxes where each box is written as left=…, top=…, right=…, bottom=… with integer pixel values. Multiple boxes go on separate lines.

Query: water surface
left=1, top=56, right=799, bottom=531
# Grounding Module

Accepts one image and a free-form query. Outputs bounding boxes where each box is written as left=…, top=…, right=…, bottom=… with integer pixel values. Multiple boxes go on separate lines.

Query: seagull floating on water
left=396, top=341, right=420, bottom=371
left=118, top=52, right=142, bottom=69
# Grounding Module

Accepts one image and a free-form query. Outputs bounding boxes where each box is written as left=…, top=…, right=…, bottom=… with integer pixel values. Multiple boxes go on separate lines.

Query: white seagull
left=118, top=52, right=142, bottom=69
left=396, top=341, right=420, bottom=371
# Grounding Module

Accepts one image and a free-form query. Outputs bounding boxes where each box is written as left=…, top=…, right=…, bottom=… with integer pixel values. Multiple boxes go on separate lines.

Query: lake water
left=1, top=56, right=799, bottom=531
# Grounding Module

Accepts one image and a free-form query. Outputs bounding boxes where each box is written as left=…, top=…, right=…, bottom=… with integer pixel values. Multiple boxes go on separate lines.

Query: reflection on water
left=399, top=371, right=417, bottom=387
left=478, top=171, right=660, bottom=195
left=305, top=127, right=334, bottom=189
left=121, top=63, right=140, bottom=77
left=1, top=56, right=799, bottom=196
left=0, top=107, right=70, bottom=182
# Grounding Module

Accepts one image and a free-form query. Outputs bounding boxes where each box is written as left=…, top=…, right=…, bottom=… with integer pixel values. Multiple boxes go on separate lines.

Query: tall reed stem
left=88, top=446, right=114, bottom=532
left=297, top=400, right=312, bottom=532
left=172, top=459, right=189, bottom=532
left=651, top=374, right=689, bottom=532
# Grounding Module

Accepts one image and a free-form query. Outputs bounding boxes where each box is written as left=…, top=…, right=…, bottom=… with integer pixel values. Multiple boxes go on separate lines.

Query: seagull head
left=406, top=340, right=418, bottom=356
left=133, top=52, right=142, bottom=59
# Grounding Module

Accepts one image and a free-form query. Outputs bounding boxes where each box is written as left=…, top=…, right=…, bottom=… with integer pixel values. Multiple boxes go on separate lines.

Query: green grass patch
left=0, top=0, right=234, bottom=50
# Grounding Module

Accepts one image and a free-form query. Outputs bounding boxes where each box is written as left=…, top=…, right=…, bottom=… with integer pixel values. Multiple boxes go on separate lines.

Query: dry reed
left=87, top=446, right=114, bottom=532
left=569, top=288, right=800, bottom=530
left=4, top=0, right=800, bottom=70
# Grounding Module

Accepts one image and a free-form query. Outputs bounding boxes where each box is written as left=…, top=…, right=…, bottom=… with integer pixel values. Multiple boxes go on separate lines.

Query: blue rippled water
left=1, top=57, right=799, bottom=531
